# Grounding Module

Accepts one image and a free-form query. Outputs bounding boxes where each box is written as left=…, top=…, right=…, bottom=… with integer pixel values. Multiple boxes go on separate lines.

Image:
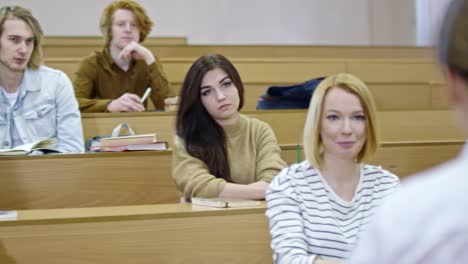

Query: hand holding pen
left=106, top=90, right=150, bottom=113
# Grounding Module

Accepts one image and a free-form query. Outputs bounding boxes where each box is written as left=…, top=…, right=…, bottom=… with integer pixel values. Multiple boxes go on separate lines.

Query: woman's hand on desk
left=219, top=181, right=269, bottom=200
left=248, top=181, right=269, bottom=189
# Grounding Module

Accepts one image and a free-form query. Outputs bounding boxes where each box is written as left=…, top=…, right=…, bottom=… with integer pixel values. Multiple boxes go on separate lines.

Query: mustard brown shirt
left=73, top=48, right=174, bottom=112
left=172, top=114, right=287, bottom=200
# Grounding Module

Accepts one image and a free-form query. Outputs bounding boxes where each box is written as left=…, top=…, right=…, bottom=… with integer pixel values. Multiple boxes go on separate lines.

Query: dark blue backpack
left=256, top=77, right=325, bottom=109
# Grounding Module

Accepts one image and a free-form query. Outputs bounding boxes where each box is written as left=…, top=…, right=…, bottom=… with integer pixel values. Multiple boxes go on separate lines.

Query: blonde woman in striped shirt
left=265, top=73, right=399, bottom=263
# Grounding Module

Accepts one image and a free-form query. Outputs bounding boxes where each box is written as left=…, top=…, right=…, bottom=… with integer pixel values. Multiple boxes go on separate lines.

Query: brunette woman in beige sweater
left=173, top=54, right=286, bottom=202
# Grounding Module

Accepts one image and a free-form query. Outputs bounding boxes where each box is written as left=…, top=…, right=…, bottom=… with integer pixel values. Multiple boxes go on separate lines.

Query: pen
left=141, top=88, right=152, bottom=104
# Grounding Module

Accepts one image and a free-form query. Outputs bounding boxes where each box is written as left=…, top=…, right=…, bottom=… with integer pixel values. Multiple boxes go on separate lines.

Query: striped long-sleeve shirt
left=265, top=161, right=399, bottom=263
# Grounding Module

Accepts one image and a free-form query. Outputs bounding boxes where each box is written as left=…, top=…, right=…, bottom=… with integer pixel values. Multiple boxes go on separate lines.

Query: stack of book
left=89, top=133, right=168, bottom=152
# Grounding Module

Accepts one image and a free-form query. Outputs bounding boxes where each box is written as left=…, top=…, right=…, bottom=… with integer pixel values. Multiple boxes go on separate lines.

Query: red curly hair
left=99, top=0, right=153, bottom=45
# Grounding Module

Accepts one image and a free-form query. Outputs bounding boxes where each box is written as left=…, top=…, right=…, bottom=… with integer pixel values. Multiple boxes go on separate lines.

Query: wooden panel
left=44, top=57, right=450, bottom=111
left=0, top=204, right=271, bottom=264
left=0, top=142, right=460, bottom=264
left=44, top=58, right=79, bottom=79
left=165, top=83, right=447, bottom=112
left=44, top=57, right=440, bottom=84
left=281, top=142, right=463, bottom=178
left=431, top=83, right=450, bottom=109
left=161, top=58, right=347, bottom=83
left=242, top=83, right=283, bottom=111
left=43, top=36, right=187, bottom=45
left=0, top=151, right=178, bottom=210
left=0, top=140, right=462, bottom=210
left=43, top=57, right=345, bottom=83
left=43, top=43, right=434, bottom=59
left=242, top=83, right=451, bottom=111
left=234, top=61, right=344, bottom=83
left=81, top=110, right=465, bottom=144
left=377, top=110, right=463, bottom=141
left=369, top=84, right=432, bottom=110
left=370, top=142, right=462, bottom=178
left=82, top=112, right=176, bottom=146
left=148, top=45, right=434, bottom=59
left=43, top=36, right=187, bottom=58
left=347, top=60, right=444, bottom=83
left=81, top=111, right=308, bottom=146
left=247, top=111, right=307, bottom=145
left=79, top=81, right=451, bottom=112
left=280, top=146, right=305, bottom=165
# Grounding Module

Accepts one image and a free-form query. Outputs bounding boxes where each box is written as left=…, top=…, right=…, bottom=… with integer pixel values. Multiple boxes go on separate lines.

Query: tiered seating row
left=44, top=57, right=448, bottom=111
left=42, top=37, right=433, bottom=59
left=0, top=110, right=463, bottom=210
left=81, top=110, right=465, bottom=146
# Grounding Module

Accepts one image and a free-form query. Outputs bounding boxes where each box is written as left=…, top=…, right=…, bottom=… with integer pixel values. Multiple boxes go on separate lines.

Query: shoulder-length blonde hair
left=0, top=6, right=43, bottom=69
left=100, top=0, right=153, bottom=46
left=303, top=73, right=379, bottom=169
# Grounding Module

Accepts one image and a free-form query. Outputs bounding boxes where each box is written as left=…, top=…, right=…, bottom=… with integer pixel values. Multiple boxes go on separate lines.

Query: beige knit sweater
left=172, top=114, right=286, bottom=200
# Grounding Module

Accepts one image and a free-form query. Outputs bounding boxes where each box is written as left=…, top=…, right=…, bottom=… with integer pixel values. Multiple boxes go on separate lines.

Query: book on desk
left=0, top=138, right=58, bottom=156
left=90, top=133, right=168, bottom=152
left=0, top=211, right=17, bottom=221
left=191, top=197, right=261, bottom=208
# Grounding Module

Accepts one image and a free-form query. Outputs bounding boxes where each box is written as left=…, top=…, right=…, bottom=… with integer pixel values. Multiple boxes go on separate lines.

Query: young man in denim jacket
left=0, top=6, right=84, bottom=153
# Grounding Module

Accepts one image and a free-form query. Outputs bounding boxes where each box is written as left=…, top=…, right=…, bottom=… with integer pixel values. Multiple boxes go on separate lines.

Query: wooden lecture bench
left=44, top=57, right=448, bottom=111
left=42, top=36, right=187, bottom=58
left=81, top=110, right=464, bottom=147
left=1, top=138, right=459, bottom=264
left=0, top=151, right=177, bottom=209
left=0, top=203, right=271, bottom=264
left=42, top=38, right=433, bottom=59
left=0, top=140, right=463, bottom=210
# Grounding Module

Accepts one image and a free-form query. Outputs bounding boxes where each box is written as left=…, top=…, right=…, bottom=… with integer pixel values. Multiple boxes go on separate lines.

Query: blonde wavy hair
left=303, top=73, right=379, bottom=169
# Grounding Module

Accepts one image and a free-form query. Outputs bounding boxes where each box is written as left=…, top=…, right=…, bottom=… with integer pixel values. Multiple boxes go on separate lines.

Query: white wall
left=416, top=0, right=451, bottom=46
left=4, top=0, right=416, bottom=45
left=370, top=0, right=416, bottom=45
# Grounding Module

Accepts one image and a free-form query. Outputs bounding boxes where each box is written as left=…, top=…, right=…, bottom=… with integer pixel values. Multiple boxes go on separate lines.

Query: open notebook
left=0, top=138, right=58, bottom=156
left=191, top=197, right=261, bottom=208
left=0, top=211, right=17, bottom=221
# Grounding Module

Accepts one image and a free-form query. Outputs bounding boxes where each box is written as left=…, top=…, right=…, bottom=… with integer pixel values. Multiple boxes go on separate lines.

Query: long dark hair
left=176, top=54, right=245, bottom=182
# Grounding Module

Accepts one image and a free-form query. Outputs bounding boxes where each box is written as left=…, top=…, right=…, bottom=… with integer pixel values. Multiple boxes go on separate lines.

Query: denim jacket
left=0, top=66, right=84, bottom=153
